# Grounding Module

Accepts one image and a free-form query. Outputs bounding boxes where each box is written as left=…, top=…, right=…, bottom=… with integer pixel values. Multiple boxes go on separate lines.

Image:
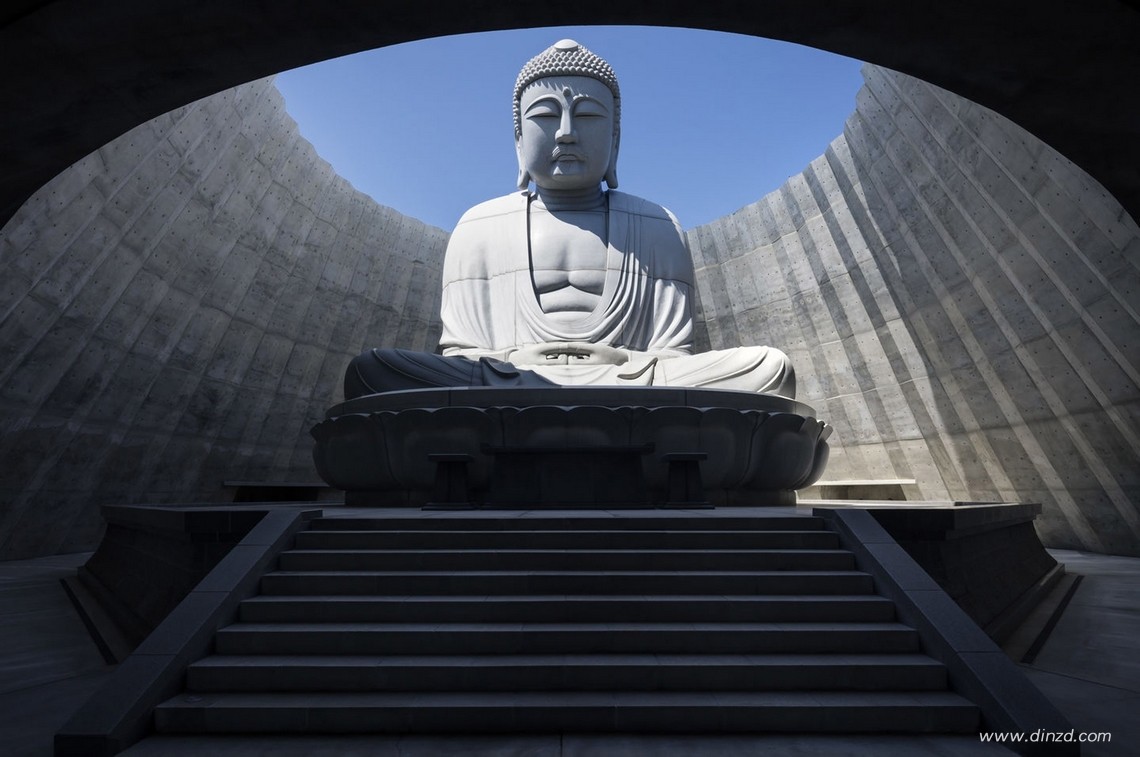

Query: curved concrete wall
left=689, top=65, right=1140, bottom=555
left=2, top=64, right=1137, bottom=559
left=0, top=78, right=445, bottom=559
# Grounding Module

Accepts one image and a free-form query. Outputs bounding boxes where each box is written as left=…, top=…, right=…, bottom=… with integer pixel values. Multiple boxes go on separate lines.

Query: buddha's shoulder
left=453, top=192, right=529, bottom=228
left=444, top=193, right=528, bottom=279
left=607, top=191, right=683, bottom=228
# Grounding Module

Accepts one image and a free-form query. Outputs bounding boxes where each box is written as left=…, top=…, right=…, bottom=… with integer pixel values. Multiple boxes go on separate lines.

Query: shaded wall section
left=689, top=65, right=1140, bottom=556
left=0, top=78, right=446, bottom=559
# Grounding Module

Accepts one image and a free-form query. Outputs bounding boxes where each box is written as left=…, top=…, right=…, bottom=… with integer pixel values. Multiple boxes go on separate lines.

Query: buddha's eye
left=573, top=99, right=608, bottom=119
left=524, top=102, right=561, bottom=119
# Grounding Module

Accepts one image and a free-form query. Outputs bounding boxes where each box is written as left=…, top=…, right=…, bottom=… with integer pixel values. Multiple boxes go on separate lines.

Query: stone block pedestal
left=311, top=387, right=831, bottom=508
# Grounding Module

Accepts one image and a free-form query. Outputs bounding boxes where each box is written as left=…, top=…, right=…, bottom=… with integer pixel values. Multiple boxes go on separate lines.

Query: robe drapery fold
left=440, top=190, right=694, bottom=357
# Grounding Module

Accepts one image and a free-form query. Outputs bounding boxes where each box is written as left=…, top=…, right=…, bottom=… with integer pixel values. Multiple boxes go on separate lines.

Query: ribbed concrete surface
left=0, top=78, right=446, bottom=559
left=688, top=65, right=1140, bottom=556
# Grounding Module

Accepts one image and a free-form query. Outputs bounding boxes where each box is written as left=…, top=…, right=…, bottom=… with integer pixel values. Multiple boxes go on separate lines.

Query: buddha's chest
left=528, top=210, right=608, bottom=274
left=528, top=210, right=609, bottom=315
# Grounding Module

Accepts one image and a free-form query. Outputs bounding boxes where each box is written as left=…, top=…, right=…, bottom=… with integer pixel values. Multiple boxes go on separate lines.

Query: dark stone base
left=312, top=387, right=831, bottom=508
left=822, top=502, right=1060, bottom=641
left=77, top=504, right=300, bottom=654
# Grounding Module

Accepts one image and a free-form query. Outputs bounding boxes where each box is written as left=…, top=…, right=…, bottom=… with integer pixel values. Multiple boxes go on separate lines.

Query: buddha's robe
left=345, top=191, right=794, bottom=398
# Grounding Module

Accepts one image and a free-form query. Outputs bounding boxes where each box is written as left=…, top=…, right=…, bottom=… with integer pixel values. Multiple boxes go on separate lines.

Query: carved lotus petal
left=311, top=412, right=393, bottom=490
left=312, top=387, right=831, bottom=504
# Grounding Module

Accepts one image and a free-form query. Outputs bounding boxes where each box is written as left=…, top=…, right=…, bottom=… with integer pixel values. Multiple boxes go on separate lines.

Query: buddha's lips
left=552, top=149, right=581, bottom=162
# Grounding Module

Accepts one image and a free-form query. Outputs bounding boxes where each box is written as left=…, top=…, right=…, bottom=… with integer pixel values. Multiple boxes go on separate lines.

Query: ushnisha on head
left=514, top=39, right=621, bottom=191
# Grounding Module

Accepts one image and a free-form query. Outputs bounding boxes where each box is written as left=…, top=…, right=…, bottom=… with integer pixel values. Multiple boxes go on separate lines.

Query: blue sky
left=275, top=26, right=865, bottom=231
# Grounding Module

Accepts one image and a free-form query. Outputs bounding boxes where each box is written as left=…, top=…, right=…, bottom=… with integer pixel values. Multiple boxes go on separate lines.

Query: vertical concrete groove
left=848, top=79, right=1107, bottom=550
left=877, top=70, right=1140, bottom=449
left=866, top=69, right=1140, bottom=542
left=801, top=157, right=935, bottom=493
left=688, top=65, right=1137, bottom=554
left=828, top=115, right=1010, bottom=500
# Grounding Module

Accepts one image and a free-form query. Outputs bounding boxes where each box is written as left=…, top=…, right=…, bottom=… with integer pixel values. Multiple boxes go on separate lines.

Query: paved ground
left=0, top=552, right=113, bottom=757
left=1014, top=550, right=1140, bottom=757
left=1, top=534, right=1135, bottom=756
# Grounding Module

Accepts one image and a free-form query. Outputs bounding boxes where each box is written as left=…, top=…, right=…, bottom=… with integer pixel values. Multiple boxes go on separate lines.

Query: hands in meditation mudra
left=345, top=39, right=795, bottom=399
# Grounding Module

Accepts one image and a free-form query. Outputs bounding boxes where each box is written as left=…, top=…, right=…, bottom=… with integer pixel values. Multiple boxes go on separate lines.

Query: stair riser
left=187, top=664, right=947, bottom=693
left=155, top=702, right=977, bottom=735
left=239, top=598, right=896, bottom=624
left=276, top=552, right=856, bottom=572
left=293, top=532, right=841, bottom=550
left=308, top=517, right=825, bottom=533
left=214, top=629, right=919, bottom=656
left=259, top=573, right=874, bottom=596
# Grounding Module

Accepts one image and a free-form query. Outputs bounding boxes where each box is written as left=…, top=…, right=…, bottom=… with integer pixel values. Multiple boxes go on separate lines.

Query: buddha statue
left=345, top=39, right=795, bottom=399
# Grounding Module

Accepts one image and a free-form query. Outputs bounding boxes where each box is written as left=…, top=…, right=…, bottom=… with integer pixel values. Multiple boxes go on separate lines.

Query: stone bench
left=800, top=478, right=916, bottom=501
left=222, top=480, right=336, bottom=503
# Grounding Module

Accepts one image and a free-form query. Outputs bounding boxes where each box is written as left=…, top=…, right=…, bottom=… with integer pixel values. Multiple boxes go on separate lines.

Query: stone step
left=276, top=549, right=856, bottom=572
left=308, top=516, right=825, bottom=532
left=154, top=690, right=979, bottom=734
left=213, top=622, right=919, bottom=655
left=239, top=594, right=897, bottom=624
left=293, top=529, right=841, bottom=550
left=259, top=570, right=875, bottom=596
left=186, top=653, right=948, bottom=692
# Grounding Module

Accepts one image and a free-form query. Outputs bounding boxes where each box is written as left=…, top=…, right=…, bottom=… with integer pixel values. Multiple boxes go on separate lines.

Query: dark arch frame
left=2, top=0, right=1139, bottom=228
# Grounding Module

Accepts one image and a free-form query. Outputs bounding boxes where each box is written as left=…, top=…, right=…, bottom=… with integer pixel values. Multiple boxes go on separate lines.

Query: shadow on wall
left=848, top=67, right=1140, bottom=557
left=688, top=64, right=1140, bottom=557
left=0, top=78, right=447, bottom=561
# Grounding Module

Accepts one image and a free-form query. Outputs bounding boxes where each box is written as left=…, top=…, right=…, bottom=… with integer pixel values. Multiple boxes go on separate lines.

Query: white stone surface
left=354, top=41, right=795, bottom=397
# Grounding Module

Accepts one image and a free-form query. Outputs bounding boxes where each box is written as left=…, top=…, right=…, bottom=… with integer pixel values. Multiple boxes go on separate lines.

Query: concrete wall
left=689, top=65, right=1140, bottom=555
left=0, top=78, right=445, bottom=560
left=2, top=64, right=1137, bottom=560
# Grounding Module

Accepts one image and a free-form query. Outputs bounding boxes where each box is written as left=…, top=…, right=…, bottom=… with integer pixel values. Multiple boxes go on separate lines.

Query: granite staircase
left=153, top=513, right=980, bottom=735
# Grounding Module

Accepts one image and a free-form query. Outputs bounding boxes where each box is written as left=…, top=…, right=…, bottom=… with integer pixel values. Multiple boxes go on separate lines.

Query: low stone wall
left=863, top=503, right=1059, bottom=639
left=77, top=504, right=305, bottom=650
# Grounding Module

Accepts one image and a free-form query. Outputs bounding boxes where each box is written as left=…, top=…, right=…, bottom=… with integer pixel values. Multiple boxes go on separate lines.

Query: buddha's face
left=517, top=76, right=616, bottom=191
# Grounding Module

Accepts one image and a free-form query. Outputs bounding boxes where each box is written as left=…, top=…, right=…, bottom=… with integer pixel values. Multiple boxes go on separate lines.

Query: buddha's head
left=513, top=39, right=621, bottom=192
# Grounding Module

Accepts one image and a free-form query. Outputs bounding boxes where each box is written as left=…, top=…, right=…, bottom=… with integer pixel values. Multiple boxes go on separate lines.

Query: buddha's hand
left=509, top=342, right=630, bottom=366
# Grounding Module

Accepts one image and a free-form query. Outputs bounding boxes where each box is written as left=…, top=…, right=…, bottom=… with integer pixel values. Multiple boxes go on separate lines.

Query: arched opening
left=1, top=7, right=1138, bottom=560
left=273, top=27, right=865, bottom=230
left=2, top=1, right=1139, bottom=226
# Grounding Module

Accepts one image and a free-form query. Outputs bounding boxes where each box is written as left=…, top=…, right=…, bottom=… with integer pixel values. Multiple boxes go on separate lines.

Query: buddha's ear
left=515, top=138, right=531, bottom=191
left=604, top=134, right=620, bottom=190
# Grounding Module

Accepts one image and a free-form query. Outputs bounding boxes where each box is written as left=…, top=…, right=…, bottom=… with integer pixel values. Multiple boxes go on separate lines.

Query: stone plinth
left=311, top=387, right=830, bottom=507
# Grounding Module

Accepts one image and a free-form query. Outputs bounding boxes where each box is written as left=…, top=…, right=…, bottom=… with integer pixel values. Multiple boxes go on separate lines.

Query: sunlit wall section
left=0, top=78, right=446, bottom=559
left=690, top=64, right=1140, bottom=555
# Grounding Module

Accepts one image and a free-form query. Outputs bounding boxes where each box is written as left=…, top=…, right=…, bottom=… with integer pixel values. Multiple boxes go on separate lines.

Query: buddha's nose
left=556, top=112, right=577, bottom=142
